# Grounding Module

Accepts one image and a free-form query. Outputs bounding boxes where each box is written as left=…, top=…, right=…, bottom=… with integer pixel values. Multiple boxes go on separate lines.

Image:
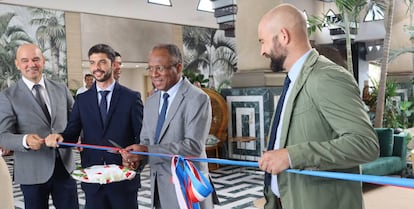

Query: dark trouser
left=20, top=157, right=79, bottom=209
left=263, top=185, right=283, bottom=209
left=82, top=177, right=139, bottom=209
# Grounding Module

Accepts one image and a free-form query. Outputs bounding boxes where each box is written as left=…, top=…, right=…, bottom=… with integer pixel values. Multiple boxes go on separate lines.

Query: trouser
left=263, top=185, right=283, bottom=209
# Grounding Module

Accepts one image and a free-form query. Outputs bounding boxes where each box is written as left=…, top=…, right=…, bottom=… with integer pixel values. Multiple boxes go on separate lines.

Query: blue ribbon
left=58, top=142, right=414, bottom=189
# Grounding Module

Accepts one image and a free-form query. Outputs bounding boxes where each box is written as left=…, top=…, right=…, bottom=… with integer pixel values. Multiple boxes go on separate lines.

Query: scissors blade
left=107, top=139, right=122, bottom=154
left=108, top=139, right=123, bottom=148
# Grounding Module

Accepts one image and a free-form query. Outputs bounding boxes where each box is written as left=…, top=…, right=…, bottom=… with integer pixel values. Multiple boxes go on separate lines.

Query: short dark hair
left=84, top=74, right=94, bottom=79
left=88, top=44, right=116, bottom=63
left=115, top=51, right=121, bottom=57
left=151, top=44, right=182, bottom=64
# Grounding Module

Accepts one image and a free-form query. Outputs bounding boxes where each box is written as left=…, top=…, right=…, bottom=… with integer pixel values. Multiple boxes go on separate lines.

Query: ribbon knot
left=171, top=155, right=213, bottom=209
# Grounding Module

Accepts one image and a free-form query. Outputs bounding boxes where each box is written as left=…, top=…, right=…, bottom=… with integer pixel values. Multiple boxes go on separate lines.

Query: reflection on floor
left=4, top=152, right=264, bottom=209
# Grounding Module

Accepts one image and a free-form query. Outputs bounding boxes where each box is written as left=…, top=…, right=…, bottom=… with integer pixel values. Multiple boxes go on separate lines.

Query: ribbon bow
left=171, top=155, right=213, bottom=209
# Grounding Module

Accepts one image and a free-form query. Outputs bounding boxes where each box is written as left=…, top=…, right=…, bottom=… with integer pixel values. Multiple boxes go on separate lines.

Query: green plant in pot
left=183, top=70, right=209, bottom=88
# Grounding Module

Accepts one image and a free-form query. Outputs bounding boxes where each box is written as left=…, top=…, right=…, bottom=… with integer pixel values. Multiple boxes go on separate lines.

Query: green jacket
left=277, top=49, right=379, bottom=209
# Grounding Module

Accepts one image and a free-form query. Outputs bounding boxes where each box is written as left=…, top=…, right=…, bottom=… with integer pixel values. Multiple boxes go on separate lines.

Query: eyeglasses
left=145, top=64, right=176, bottom=73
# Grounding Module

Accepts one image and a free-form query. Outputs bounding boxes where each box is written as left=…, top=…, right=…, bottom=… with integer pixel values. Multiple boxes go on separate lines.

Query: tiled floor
left=4, top=152, right=264, bottom=209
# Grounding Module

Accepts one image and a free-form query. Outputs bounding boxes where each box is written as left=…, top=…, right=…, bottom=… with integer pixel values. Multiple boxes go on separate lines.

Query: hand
left=120, top=144, right=148, bottom=170
left=44, top=133, right=64, bottom=147
left=26, top=134, right=45, bottom=150
left=76, top=137, right=83, bottom=152
left=0, top=147, right=11, bottom=156
left=258, top=148, right=290, bottom=175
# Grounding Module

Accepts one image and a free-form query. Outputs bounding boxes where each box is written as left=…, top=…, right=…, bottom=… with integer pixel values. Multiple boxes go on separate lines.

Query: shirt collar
left=161, top=76, right=183, bottom=97
left=96, top=81, right=116, bottom=92
left=22, top=76, right=46, bottom=90
left=287, top=49, right=312, bottom=84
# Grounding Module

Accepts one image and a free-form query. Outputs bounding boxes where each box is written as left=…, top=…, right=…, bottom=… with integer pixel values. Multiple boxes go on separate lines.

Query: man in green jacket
left=257, top=3, right=379, bottom=209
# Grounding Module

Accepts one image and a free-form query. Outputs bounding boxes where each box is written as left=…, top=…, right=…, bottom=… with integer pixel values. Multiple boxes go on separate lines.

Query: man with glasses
left=120, top=44, right=214, bottom=209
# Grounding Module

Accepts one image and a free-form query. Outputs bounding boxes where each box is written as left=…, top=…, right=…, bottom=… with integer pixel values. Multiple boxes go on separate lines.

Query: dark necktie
left=264, top=75, right=291, bottom=186
left=33, top=84, right=51, bottom=123
left=99, top=90, right=110, bottom=125
left=154, top=93, right=169, bottom=144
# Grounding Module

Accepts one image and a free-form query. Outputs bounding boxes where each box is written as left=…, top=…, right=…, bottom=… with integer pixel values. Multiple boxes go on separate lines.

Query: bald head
left=259, top=3, right=308, bottom=44
left=15, top=43, right=46, bottom=83
left=258, top=3, right=311, bottom=71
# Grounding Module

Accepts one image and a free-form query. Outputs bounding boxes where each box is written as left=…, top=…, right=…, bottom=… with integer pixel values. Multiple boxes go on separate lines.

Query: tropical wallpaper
left=183, top=26, right=237, bottom=91
left=0, top=4, right=67, bottom=91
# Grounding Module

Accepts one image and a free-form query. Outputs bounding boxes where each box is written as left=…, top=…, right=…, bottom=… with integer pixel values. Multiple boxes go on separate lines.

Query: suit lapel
left=44, top=80, right=56, bottom=125
left=147, top=91, right=161, bottom=144
left=17, top=80, right=50, bottom=125
left=156, top=78, right=190, bottom=144
left=86, top=84, right=105, bottom=130
left=279, top=49, right=319, bottom=148
left=105, top=83, right=121, bottom=130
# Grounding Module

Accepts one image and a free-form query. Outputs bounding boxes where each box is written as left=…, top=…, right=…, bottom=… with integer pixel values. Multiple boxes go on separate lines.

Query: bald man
left=257, top=4, right=379, bottom=209
left=0, top=43, right=78, bottom=209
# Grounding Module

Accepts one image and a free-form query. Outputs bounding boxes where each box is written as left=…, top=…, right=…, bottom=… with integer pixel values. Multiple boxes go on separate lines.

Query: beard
left=270, top=55, right=286, bottom=72
left=94, top=69, right=112, bottom=82
left=269, top=36, right=287, bottom=72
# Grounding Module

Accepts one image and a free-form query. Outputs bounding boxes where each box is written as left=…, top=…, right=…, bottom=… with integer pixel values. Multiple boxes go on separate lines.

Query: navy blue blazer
left=62, top=82, right=143, bottom=192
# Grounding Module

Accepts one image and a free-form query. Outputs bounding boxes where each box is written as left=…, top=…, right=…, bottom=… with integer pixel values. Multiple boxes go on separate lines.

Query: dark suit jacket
left=0, top=79, right=74, bottom=185
left=62, top=82, right=143, bottom=192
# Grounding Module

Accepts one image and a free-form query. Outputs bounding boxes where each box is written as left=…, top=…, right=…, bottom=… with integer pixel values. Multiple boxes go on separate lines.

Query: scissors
left=107, top=139, right=123, bottom=154
left=108, top=139, right=138, bottom=169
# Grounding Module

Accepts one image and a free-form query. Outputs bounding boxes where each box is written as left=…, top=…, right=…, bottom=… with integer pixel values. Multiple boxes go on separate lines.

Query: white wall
left=1, top=0, right=217, bottom=28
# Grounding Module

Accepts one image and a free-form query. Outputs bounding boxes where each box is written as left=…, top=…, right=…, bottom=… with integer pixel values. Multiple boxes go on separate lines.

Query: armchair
left=202, top=88, right=228, bottom=170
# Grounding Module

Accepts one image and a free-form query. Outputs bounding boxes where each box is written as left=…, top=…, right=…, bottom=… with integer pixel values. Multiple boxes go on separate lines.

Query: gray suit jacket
left=0, top=78, right=75, bottom=184
left=141, top=78, right=213, bottom=209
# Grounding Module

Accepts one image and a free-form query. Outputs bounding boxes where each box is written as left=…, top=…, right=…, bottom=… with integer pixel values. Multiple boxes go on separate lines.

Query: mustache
left=92, top=69, right=105, bottom=74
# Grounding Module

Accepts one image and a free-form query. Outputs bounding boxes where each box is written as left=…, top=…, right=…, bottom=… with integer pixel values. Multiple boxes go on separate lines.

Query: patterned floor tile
left=4, top=152, right=263, bottom=209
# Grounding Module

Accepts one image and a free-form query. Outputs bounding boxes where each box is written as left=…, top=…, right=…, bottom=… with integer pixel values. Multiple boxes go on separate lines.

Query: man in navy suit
left=46, top=44, right=143, bottom=209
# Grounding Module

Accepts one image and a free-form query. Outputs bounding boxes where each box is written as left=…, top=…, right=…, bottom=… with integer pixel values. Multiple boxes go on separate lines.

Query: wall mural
left=0, top=4, right=67, bottom=90
left=182, top=26, right=237, bottom=91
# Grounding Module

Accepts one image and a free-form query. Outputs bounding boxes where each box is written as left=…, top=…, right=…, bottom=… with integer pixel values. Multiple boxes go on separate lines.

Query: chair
left=202, top=88, right=229, bottom=170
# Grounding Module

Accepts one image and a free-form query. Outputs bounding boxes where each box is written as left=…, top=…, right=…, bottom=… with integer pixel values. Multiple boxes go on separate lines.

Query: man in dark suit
left=0, top=43, right=78, bottom=209
left=46, top=43, right=143, bottom=209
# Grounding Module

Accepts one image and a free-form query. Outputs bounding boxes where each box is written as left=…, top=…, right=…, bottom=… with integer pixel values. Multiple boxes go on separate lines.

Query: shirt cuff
left=23, top=134, right=30, bottom=149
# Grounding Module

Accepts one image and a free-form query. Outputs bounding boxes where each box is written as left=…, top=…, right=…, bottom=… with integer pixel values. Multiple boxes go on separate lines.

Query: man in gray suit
left=0, top=43, right=78, bottom=209
left=121, top=44, right=214, bottom=209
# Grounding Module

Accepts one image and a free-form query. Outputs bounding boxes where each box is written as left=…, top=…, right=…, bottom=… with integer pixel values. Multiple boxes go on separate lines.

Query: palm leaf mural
left=183, top=26, right=237, bottom=91
left=0, top=12, right=32, bottom=90
left=30, top=8, right=66, bottom=82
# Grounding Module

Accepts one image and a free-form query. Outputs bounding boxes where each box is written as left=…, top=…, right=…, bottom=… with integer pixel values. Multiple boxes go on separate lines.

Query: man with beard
left=45, top=44, right=143, bottom=209
left=257, top=4, right=379, bottom=209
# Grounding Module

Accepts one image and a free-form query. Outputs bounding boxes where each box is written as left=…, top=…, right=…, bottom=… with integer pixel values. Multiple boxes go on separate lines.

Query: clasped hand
left=120, top=144, right=148, bottom=170
left=26, top=134, right=46, bottom=150
left=258, top=148, right=290, bottom=175
left=44, top=133, right=63, bottom=148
